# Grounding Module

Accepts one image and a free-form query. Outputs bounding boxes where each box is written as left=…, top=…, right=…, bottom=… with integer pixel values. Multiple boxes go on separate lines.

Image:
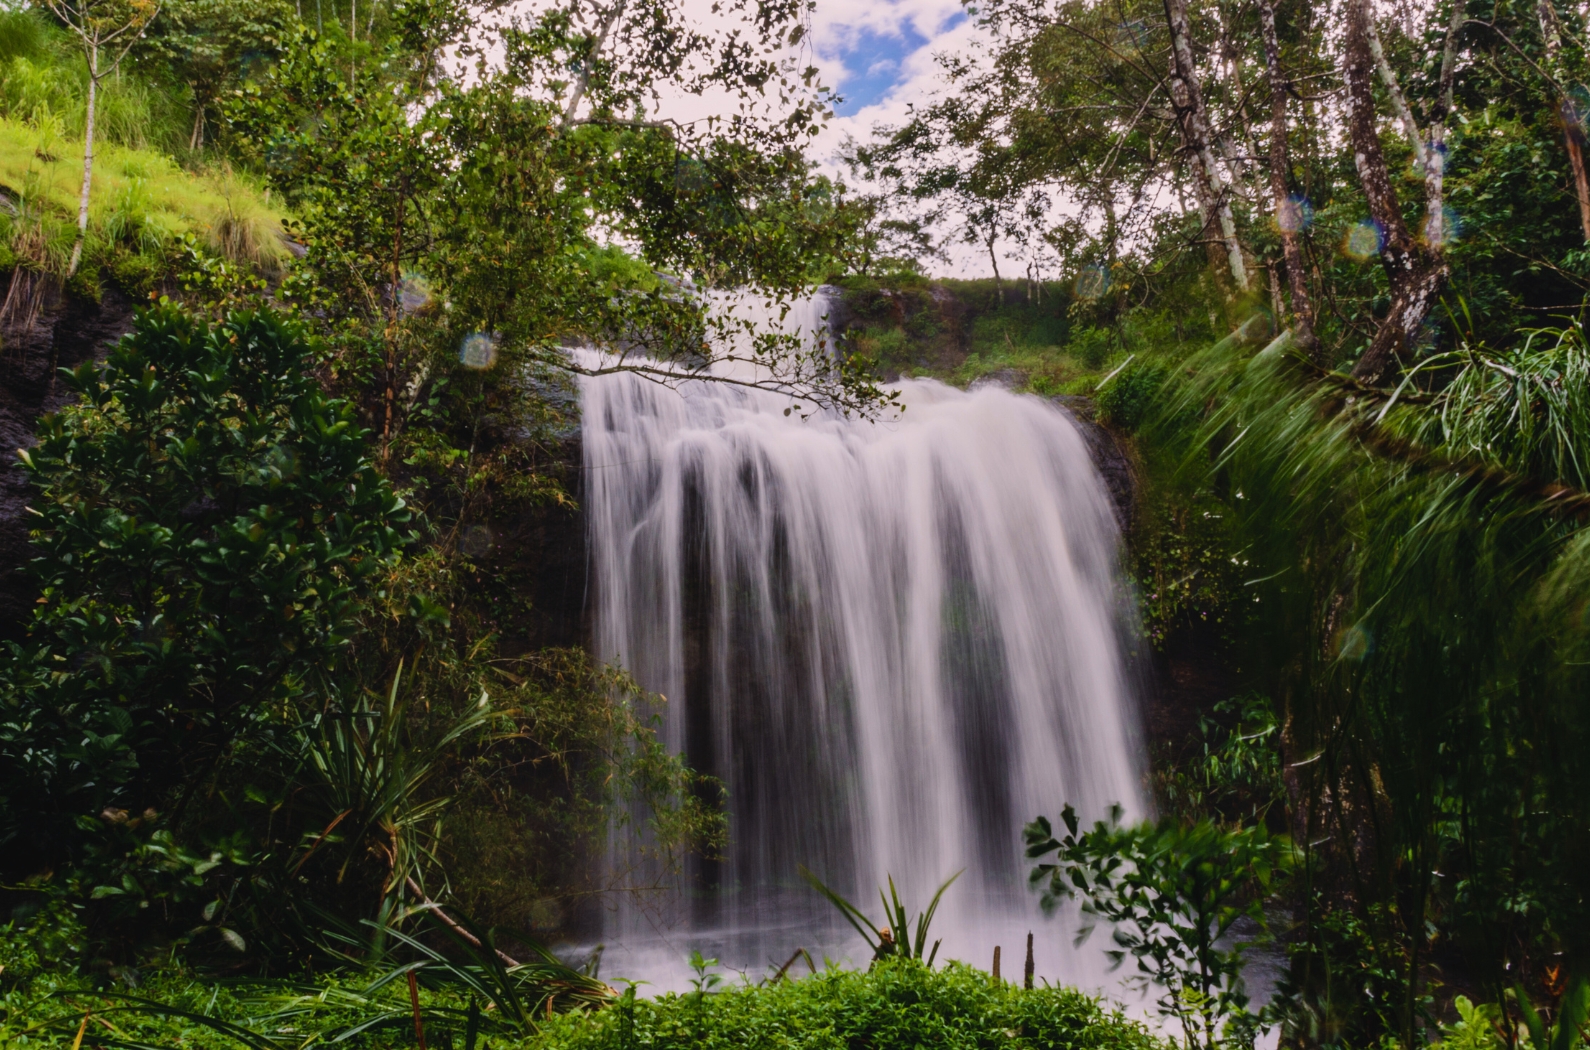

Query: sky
left=798, top=0, right=1023, bottom=276
left=802, top=0, right=977, bottom=234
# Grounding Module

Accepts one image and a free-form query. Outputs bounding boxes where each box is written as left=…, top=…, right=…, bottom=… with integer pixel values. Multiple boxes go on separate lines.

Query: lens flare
left=460, top=524, right=494, bottom=558
left=1423, top=205, right=1462, bottom=249
left=1275, top=194, right=1313, bottom=234
left=399, top=272, right=432, bottom=315
left=1112, top=19, right=1150, bottom=49
left=1566, top=87, right=1590, bottom=134
left=1335, top=622, right=1374, bottom=661
left=1075, top=265, right=1109, bottom=300
left=1344, top=220, right=1383, bottom=260
left=674, top=156, right=711, bottom=194
left=1423, top=141, right=1449, bottom=177
left=459, top=332, right=499, bottom=370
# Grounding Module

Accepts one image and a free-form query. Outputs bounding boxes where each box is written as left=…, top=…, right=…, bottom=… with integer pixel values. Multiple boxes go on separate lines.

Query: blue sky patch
left=828, top=21, right=931, bottom=115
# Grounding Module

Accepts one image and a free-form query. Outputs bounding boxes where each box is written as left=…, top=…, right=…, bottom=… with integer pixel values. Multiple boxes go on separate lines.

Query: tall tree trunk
left=67, top=51, right=98, bottom=278
left=1343, top=0, right=1444, bottom=385
left=1163, top=0, right=1248, bottom=291
left=1537, top=0, right=1590, bottom=241
left=1258, top=0, right=1318, bottom=357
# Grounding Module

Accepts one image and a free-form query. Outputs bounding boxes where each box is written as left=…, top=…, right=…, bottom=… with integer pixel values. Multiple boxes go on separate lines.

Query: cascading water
left=578, top=292, right=1145, bottom=990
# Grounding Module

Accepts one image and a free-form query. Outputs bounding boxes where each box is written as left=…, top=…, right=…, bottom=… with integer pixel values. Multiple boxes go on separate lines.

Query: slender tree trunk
left=987, top=231, right=1002, bottom=297
left=1344, top=0, right=1444, bottom=385
left=67, top=49, right=98, bottom=278
left=560, top=0, right=628, bottom=129
left=1537, top=0, right=1590, bottom=241
left=1163, top=0, right=1248, bottom=291
left=1258, top=0, right=1317, bottom=356
left=1422, top=0, right=1464, bottom=250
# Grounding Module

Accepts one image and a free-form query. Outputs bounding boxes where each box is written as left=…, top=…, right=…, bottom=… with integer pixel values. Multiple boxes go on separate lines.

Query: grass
left=1, top=905, right=1160, bottom=1050
left=0, top=115, right=288, bottom=282
left=833, top=277, right=1148, bottom=398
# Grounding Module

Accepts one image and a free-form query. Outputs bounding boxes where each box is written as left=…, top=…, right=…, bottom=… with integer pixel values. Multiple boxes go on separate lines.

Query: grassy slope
left=0, top=115, right=287, bottom=278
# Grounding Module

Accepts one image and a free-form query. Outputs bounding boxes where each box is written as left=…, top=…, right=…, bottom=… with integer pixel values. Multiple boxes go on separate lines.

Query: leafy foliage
left=1026, top=805, right=1289, bottom=1050
left=801, top=867, right=961, bottom=965
left=534, top=958, right=1166, bottom=1050
left=0, top=304, right=410, bottom=874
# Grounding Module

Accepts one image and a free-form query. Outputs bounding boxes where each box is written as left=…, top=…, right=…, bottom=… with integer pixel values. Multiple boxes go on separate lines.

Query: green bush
left=532, top=959, right=1164, bottom=1050
left=0, top=304, right=411, bottom=878
left=1097, top=363, right=1166, bottom=432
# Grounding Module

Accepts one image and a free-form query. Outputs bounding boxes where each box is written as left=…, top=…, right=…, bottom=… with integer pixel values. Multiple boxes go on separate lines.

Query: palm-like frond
left=800, top=867, right=961, bottom=964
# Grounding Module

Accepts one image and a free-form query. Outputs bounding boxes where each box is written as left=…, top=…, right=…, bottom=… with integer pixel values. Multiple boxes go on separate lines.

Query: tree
left=226, top=0, right=889, bottom=433
left=1257, top=0, right=1316, bottom=355
left=140, top=0, right=293, bottom=152
left=44, top=0, right=162, bottom=276
left=1163, top=0, right=1248, bottom=292
left=1341, top=0, right=1464, bottom=385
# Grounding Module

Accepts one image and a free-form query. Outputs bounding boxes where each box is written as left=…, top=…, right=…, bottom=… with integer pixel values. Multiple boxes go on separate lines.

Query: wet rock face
left=0, top=284, right=137, bottom=640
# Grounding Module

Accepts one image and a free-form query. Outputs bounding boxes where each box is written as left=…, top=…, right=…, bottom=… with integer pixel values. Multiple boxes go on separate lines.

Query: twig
left=405, top=876, right=522, bottom=967
left=769, top=947, right=814, bottom=983
left=407, top=970, right=427, bottom=1050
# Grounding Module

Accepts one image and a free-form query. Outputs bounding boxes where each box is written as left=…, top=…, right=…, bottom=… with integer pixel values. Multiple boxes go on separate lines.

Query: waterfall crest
left=579, top=312, right=1145, bottom=988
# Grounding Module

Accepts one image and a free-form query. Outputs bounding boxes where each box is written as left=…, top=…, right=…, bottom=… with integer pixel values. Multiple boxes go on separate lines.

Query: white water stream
left=577, top=293, right=1146, bottom=992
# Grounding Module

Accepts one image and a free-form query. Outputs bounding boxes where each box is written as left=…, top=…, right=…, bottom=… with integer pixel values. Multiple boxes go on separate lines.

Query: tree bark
left=1537, top=0, right=1590, bottom=241
left=67, top=49, right=98, bottom=278
left=1163, top=0, right=1249, bottom=291
left=1258, top=0, right=1318, bottom=357
left=1344, top=0, right=1445, bottom=385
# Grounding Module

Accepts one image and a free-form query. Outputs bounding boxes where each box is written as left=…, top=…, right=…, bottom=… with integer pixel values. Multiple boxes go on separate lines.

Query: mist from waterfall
left=578, top=292, right=1146, bottom=992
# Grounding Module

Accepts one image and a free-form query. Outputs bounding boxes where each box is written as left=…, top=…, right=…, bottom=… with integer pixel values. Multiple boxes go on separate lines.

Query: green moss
left=533, top=960, right=1164, bottom=1050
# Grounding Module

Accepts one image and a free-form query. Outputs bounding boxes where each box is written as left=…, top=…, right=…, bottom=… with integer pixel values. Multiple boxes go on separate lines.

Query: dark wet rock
left=967, top=368, right=1028, bottom=392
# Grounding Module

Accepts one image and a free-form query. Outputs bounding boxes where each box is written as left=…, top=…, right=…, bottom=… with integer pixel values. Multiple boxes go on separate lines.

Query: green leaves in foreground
left=1026, top=805, right=1288, bottom=1050
left=535, top=958, right=1164, bottom=1050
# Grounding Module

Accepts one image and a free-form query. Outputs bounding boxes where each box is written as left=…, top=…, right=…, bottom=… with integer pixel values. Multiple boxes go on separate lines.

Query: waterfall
left=578, top=295, right=1145, bottom=990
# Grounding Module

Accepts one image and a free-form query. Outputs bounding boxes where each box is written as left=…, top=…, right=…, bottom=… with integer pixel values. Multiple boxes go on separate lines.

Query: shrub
left=532, top=959, right=1165, bottom=1050
left=0, top=304, right=412, bottom=876
left=1097, top=362, right=1166, bottom=431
